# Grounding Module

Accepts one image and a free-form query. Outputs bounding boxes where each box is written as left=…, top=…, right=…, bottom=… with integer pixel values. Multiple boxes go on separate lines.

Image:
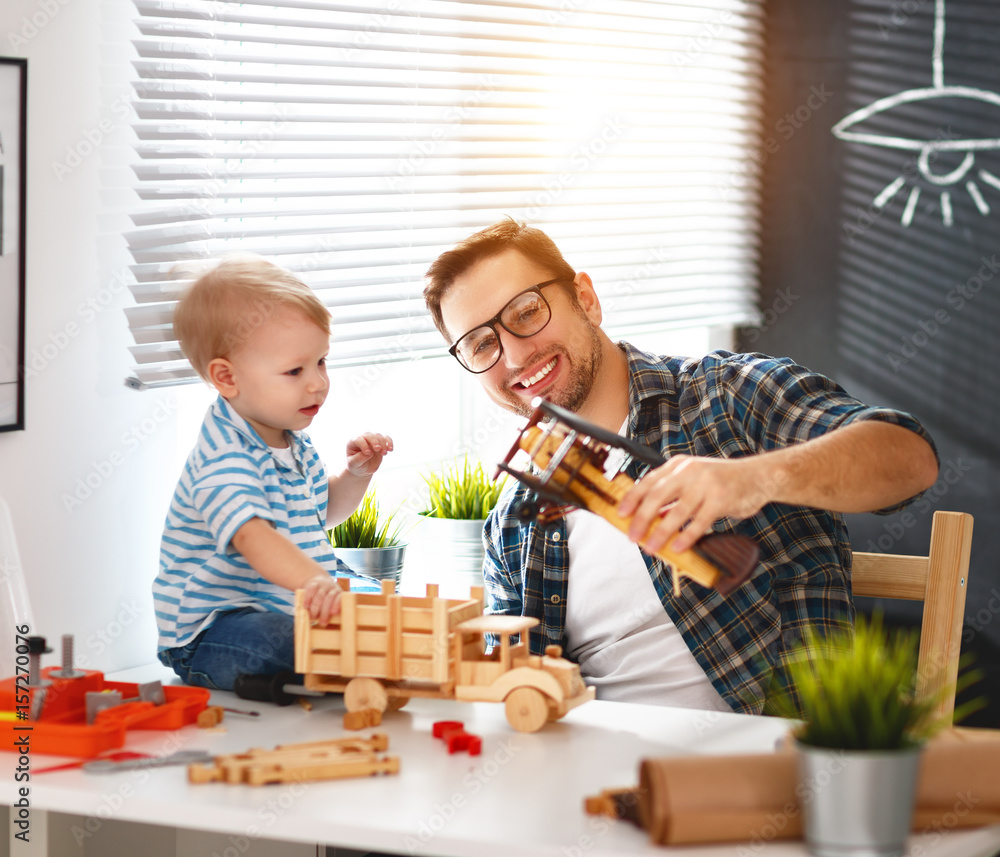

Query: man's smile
left=514, top=356, right=559, bottom=392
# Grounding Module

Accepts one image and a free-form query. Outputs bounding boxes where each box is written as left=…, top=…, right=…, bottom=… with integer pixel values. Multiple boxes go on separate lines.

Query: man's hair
left=173, top=255, right=331, bottom=381
left=423, top=218, right=577, bottom=338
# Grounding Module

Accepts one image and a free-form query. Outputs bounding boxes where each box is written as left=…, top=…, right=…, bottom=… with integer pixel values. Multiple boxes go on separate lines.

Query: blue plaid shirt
left=483, top=344, right=937, bottom=714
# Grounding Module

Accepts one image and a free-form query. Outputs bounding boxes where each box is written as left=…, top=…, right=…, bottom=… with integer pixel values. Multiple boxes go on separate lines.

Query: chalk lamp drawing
left=832, top=0, right=1000, bottom=227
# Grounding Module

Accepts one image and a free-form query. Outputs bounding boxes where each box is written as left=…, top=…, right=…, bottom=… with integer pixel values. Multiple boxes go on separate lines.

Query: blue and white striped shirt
left=153, top=396, right=352, bottom=650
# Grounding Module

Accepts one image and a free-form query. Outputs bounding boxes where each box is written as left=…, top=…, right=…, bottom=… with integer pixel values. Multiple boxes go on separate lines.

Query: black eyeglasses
left=448, top=279, right=565, bottom=374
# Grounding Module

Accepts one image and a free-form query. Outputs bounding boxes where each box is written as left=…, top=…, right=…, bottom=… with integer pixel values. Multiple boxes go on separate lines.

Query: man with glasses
left=423, top=219, right=939, bottom=714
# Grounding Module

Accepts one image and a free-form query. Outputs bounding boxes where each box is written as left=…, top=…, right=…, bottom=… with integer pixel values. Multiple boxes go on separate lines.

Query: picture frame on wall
left=0, top=57, right=26, bottom=432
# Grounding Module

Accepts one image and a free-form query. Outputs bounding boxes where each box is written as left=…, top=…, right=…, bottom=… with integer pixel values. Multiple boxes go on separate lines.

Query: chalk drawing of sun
left=832, top=0, right=1000, bottom=227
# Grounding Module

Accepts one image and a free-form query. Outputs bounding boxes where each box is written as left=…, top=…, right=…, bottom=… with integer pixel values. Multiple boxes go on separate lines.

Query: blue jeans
left=158, top=607, right=296, bottom=691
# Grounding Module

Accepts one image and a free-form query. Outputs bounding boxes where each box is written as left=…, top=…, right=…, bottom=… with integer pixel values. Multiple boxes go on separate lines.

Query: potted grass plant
left=771, top=614, right=960, bottom=857
left=414, top=457, right=507, bottom=590
left=328, top=490, right=407, bottom=587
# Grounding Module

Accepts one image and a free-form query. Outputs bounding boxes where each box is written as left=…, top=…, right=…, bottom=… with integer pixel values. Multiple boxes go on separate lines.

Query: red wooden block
left=445, top=731, right=470, bottom=753
left=432, top=720, right=463, bottom=739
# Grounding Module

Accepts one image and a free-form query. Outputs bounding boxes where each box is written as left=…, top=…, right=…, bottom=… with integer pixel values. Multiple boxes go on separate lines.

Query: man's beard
left=502, top=325, right=604, bottom=418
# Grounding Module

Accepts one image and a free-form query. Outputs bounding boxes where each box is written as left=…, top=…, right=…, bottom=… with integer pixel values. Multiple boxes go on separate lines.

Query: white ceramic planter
left=796, top=741, right=922, bottom=857
left=415, top=517, right=487, bottom=592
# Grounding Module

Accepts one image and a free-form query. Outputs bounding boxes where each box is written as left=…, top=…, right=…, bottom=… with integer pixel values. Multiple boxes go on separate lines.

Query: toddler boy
left=153, top=256, right=393, bottom=690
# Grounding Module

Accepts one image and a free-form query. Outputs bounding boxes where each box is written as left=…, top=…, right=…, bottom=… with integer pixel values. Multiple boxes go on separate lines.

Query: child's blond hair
left=173, top=255, right=331, bottom=381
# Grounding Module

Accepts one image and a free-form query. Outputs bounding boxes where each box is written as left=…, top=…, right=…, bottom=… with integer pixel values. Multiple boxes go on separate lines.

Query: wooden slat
left=918, top=511, right=973, bottom=719
left=400, top=633, right=436, bottom=657
left=307, top=653, right=343, bottom=675
left=386, top=594, right=402, bottom=681
left=355, top=655, right=388, bottom=676
left=851, top=510, right=974, bottom=724
left=432, top=598, right=449, bottom=684
left=447, top=601, right=483, bottom=627
left=400, top=610, right=434, bottom=632
left=244, top=756, right=399, bottom=785
left=294, top=589, right=311, bottom=674
left=308, top=626, right=342, bottom=651
left=311, top=654, right=433, bottom=679
left=355, top=630, right=389, bottom=654
left=341, top=591, right=357, bottom=677
left=355, top=605, right=388, bottom=628
left=852, top=553, right=929, bottom=600
left=398, top=659, right=433, bottom=680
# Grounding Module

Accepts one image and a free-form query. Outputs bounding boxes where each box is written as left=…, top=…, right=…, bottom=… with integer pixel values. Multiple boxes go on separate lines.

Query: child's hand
left=302, top=573, right=343, bottom=624
left=346, top=432, right=394, bottom=477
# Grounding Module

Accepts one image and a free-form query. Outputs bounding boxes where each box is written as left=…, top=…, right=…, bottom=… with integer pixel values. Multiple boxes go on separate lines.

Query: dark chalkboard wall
left=743, top=0, right=1000, bottom=726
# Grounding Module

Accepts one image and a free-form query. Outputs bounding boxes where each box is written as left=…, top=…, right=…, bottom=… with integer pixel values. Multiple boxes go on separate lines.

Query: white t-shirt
left=563, top=505, right=732, bottom=711
left=270, top=444, right=299, bottom=473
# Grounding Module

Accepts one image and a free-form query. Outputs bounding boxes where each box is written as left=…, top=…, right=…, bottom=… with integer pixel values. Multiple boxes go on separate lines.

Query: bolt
left=50, top=633, right=86, bottom=679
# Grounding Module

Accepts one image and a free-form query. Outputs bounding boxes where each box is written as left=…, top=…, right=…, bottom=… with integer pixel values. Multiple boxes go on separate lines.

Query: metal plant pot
left=795, top=741, right=922, bottom=857
left=332, top=545, right=407, bottom=587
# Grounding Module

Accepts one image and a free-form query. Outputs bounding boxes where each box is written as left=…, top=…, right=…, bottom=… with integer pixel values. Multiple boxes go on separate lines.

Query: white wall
left=0, top=0, right=166, bottom=672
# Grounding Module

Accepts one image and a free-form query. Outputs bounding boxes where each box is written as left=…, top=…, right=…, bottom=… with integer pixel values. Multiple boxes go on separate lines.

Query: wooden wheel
left=344, top=677, right=388, bottom=713
left=385, top=695, right=409, bottom=712
left=504, top=687, right=551, bottom=733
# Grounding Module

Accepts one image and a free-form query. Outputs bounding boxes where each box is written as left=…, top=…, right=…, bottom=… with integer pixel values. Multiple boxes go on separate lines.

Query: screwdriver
left=232, top=670, right=325, bottom=707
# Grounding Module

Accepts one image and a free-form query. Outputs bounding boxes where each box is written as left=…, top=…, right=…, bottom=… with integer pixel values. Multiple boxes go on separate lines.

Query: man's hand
left=346, top=432, right=394, bottom=477
left=301, top=573, right=343, bottom=624
left=616, top=421, right=939, bottom=556
left=617, top=455, right=773, bottom=555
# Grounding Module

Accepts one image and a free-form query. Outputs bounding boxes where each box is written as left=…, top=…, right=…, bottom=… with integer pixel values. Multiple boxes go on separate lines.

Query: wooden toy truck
left=294, top=580, right=594, bottom=732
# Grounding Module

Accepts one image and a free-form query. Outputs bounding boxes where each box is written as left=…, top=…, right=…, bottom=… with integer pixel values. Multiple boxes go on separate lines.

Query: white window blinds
left=125, top=0, right=764, bottom=389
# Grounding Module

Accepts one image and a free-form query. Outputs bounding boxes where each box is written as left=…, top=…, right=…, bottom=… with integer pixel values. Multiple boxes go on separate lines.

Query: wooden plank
left=387, top=594, right=402, bottom=681
left=852, top=552, right=929, bottom=600
left=245, top=755, right=399, bottom=785
left=447, top=601, right=483, bottom=628
left=355, top=605, right=388, bottom=628
left=355, top=655, right=389, bottom=676
left=306, top=653, right=342, bottom=675
left=294, top=589, right=311, bottom=674
left=400, top=632, right=436, bottom=657
left=432, top=597, right=449, bottom=684
left=918, top=511, right=973, bottom=719
left=341, top=590, right=357, bottom=677
left=398, top=659, right=433, bottom=680
left=311, top=658, right=433, bottom=682
left=308, top=626, right=343, bottom=651
left=318, top=655, right=390, bottom=677
left=355, top=630, right=389, bottom=654
left=190, top=735, right=398, bottom=786
left=400, top=610, right=434, bottom=632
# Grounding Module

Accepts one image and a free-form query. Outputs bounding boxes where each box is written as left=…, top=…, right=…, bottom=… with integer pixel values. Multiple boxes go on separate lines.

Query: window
left=125, top=0, right=764, bottom=388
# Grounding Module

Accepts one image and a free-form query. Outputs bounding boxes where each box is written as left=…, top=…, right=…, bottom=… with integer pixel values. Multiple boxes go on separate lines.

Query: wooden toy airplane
left=495, top=398, right=760, bottom=596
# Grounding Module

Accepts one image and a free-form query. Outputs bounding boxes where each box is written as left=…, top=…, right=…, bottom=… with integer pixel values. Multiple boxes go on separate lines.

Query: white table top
left=5, top=664, right=1000, bottom=857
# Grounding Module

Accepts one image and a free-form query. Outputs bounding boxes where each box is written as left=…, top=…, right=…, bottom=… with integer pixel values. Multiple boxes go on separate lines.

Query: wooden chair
left=851, top=510, right=973, bottom=722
